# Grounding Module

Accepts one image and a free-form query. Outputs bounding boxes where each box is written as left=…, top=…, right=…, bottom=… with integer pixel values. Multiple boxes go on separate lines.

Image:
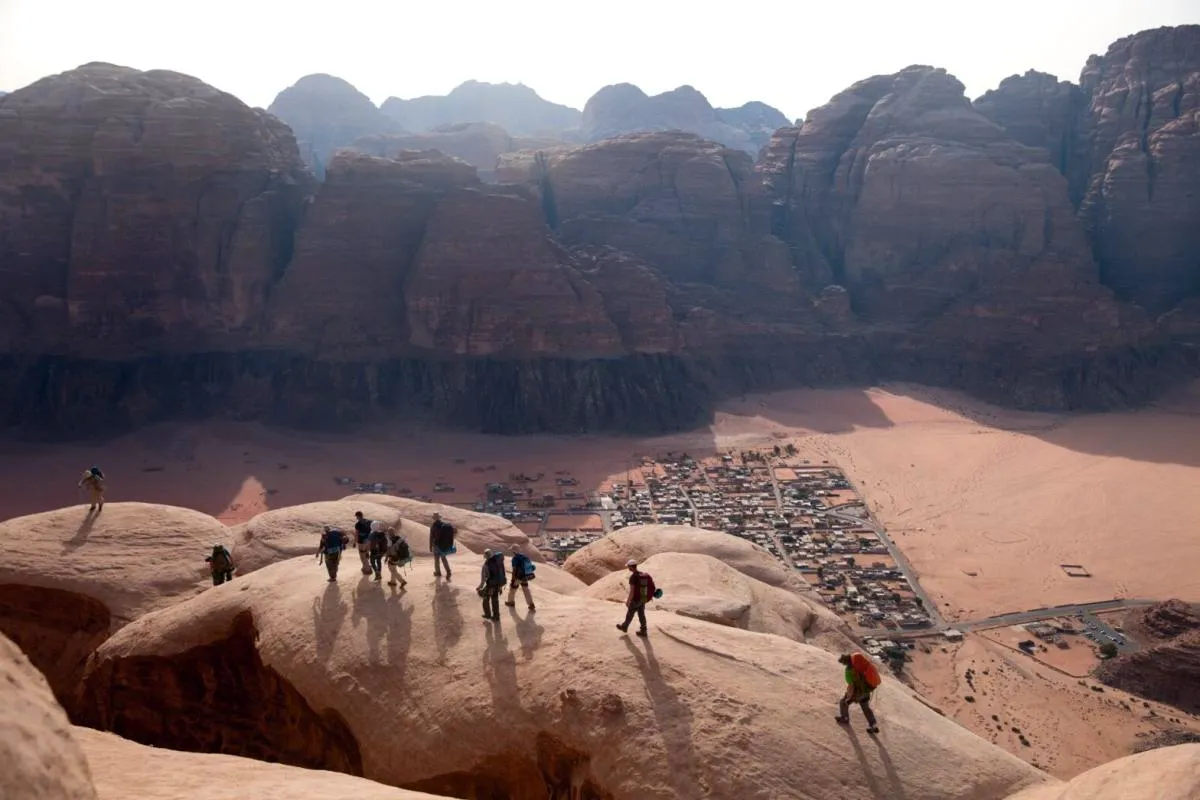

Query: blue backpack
left=512, top=552, right=536, bottom=580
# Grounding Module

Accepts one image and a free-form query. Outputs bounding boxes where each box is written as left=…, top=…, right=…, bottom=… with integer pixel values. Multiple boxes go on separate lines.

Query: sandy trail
left=1, top=382, right=1197, bottom=620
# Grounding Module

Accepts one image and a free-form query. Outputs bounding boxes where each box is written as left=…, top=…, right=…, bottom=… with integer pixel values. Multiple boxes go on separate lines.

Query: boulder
left=267, top=74, right=403, bottom=177
left=1005, top=744, right=1200, bottom=800
left=0, top=502, right=230, bottom=709
left=380, top=80, right=580, bottom=137
left=0, top=63, right=312, bottom=358
left=0, top=633, right=98, bottom=800
left=77, top=727, right=450, bottom=800
left=580, top=552, right=850, bottom=650
left=562, top=524, right=807, bottom=590
left=79, top=556, right=1048, bottom=800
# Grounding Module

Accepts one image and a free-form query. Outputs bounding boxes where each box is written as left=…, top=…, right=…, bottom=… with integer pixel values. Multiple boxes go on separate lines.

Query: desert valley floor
left=2, top=381, right=1199, bottom=777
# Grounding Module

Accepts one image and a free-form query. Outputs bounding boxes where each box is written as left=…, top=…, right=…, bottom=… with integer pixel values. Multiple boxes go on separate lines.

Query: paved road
left=882, top=598, right=1158, bottom=639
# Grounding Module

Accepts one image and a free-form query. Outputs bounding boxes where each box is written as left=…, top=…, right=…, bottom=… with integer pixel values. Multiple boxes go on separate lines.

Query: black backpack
left=355, top=519, right=372, bottom=544
left=387, top=538, right=411, bottom=564
left=485, top=555, right=506, bottom=586
left=434, top=521, right=456, bottom=551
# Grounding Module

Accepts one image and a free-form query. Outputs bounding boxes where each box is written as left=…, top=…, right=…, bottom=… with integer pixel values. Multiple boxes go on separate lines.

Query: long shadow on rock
left=312, top=581, right=348, bottom=664
left=350, top=580, right=413, bottom=673
left=432, top=579, right=463, bottom=664
left=841, top=725, right=908, bottom=800
left=62, top=510, right=99, bottom=554
left=483, top=620, right=519, bottom=712
left=622, top=634, right=699, bottom=797
left=510, top=607, right=544, bottom=661
left=79, top=610, right=363, bottom=775
left=0, top=583, right=110, bottom=719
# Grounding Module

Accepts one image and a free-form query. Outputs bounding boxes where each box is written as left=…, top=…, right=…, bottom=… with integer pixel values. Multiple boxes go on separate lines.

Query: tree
left=1099, top=642, right=1119, bottom=658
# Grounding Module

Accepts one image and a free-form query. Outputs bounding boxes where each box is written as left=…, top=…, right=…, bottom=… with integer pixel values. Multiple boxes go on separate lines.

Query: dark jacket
left=429, top=520, right=455, bottom=553
left=481, top=553, right=507, bottom=588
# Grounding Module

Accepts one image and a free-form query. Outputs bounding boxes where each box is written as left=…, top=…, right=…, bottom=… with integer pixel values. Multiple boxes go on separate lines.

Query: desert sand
left=906, top=632, right=1200, bottom=778
left=80, top=551, right=1050, bottom=800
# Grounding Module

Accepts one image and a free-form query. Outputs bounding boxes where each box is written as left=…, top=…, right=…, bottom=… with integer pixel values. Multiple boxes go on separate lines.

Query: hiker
left=505, top=545, right=536, bottom=611
left=78, top=466, right=105, bottom=512
left=477, top=549, right=507, bottom=621
left=368, top=519, right=388, bottom=582
left=385, top=527, right=411, bottom=589
left=429, top=513, right=455, bottom=579
left=835, top=653, right=881, bottom=734
left=317, top=525, right=348, bottom=582
left=205, top=544, right=235, bottom=586
left=353, top=511, right=373, bottom=576
left=617, top=559, right=655, bottom=637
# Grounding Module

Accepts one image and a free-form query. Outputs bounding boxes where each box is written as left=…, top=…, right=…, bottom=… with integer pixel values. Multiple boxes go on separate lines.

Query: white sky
left=1, top=1, right=1198, bottom=120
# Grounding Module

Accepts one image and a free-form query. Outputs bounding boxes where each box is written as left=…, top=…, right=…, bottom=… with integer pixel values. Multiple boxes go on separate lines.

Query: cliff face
left=266, top=74, right=402, bottom=177
left=1095, top=600, right=1200, bottom=715
left=977, top=25, right=1200, bottom=315
left=1, top=34, right=1199, bottom=438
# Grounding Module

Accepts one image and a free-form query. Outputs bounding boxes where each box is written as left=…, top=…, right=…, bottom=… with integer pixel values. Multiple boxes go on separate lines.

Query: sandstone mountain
left=380, top=80, right=580, bottom=136
left=349, top=121, right=564, bottom=181
left=267, top=74, right=402, bottom=177
left=76, top=553, right=1051, bottom=799
left=580, top=83, right=789, bottom=152
left=1094, top=600, right=1200, bottom=714
left=1, top=27, right=1199, bottom=438
left=0, top=632, right=98, bottom=800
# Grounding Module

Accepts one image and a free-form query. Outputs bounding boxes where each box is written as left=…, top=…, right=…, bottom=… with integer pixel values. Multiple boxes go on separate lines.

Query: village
left=361, top=446, right=935, bottom=633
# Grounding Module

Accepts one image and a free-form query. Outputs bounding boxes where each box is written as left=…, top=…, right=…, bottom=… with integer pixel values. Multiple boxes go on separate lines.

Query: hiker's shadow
left=839, top=723, right=908, bottom=800
left=432, top=580, right=463, bottom=664
left=311, top=582, right=347, bottom=663
left=384, top=590, right=413, bottom=681
left=508, top=606, right=544, bottom=660
left=62, top=510, right=98, bottom=554
left=483, top=620, right=519, bottom=709
left=622, top=635, right=698, bottom=795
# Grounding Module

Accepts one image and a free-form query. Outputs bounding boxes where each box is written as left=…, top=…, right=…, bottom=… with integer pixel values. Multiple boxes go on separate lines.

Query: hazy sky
left=1, top=1, right=1198, bottom=120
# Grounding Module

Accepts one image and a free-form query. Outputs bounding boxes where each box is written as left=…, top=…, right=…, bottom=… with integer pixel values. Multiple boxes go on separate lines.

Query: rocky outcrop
left=1005, top=744, right=1200, bottom=800
left=267, top=74, right=402, bottom=177
left=1, top=633, right=99, bottom=800
left=351, top=121, right=530, bottom=181
left=580, top=83, right=787, bottom=152
left=79, top=553, right=1049, bottom=800
left=1095, top=600, right=1200, bottom=714
left=0, top=63, right=312, bottom=358
left=1073, top=26, right=1200, bottom=312
left=974, top=70, right=1082, bottom=174
left=381, top=80, right=580, bottom=136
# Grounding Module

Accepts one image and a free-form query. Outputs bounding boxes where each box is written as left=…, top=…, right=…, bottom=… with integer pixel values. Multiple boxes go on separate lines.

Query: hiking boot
left=327, top=577, right=336, bottom=582
left=834, top=716, right=850, bottom=725
left=528, top=605, right=536, bottom=611
left=88, top=505, right=95, bottom=511
left=387, top=581, right=397, bottom=587
left=635, top=629, right=648, bottom=637
left=446, top=571, right=452, bottom=580
left=866, top=727, right=880, bottom=735
left=504, top=601, right=516, bottom=607
left=482, top=614, right=496, bottom=621
left=616, top=623, right=628, bottom=633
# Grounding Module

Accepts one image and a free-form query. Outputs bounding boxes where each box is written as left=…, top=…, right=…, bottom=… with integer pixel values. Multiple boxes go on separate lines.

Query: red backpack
left=637, top=573, right=656, bottom=603
left=850, top=653, right=882, bottom=689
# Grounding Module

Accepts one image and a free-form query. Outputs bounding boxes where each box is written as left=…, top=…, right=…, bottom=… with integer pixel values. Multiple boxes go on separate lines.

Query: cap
left=626, top=559, right=638, bottom=567
left=484, top=549, right=494, bottom=558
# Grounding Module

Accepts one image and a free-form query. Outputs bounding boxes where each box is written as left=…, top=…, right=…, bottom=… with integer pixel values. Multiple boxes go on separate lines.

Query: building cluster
left=607, top=451, right=932, bottom=630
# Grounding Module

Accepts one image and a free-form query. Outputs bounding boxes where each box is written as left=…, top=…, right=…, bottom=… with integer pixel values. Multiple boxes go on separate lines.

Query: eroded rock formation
left=1094, top=600, right=1200, bottom=714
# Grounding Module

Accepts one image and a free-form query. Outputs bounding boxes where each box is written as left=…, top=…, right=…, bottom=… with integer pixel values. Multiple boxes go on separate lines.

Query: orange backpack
left=850, top=653, right=882, bottom=689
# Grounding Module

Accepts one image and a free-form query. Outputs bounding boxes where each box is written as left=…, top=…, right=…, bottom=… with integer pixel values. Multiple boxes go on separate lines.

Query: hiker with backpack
left=353, top=511, right=374, bottom=576
left=317, top=525, right=348, bottom=582
left=429, top=513, right=455, bottom=579
left=205, top=545, right=235, bottom=586
left=617, top=559, right=655, bottom=637
left=78, top=466, right=105, bottom=512
left=477, top=549, right=507, bottom=621
left=368, top=519, right=388, bottom=582
left=385, top=527, right=411, bottom=589
left=835, top=652, right=881, bottom=734
left=505, top=545, right=536, bottom=611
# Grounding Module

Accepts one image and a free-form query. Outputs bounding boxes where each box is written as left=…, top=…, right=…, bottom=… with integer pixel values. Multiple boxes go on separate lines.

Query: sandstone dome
left=1004, top=743, right=1200, bottom=800
left=564, top=523, right=805, bottom=589
left=0, top=502, right=231, bottom=707
left=1, top=632, right=98, bottom=800
left=340, top=494, right=545, bottom=560
left=76, top=727, right=452, bottom=800
left=580, top=551, right=850, bottom=650
left=79, top=556, right=1048, bottom=800
left=232, top=498, right=417, bottom=574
